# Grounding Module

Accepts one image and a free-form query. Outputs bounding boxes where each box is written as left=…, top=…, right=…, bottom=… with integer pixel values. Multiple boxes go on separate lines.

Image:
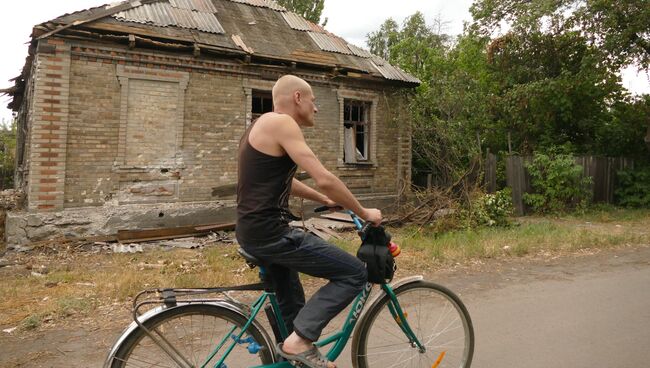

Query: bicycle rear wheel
left=110, top=304, right=274, bottom=368
left=353, top=280, right=474, bottom=368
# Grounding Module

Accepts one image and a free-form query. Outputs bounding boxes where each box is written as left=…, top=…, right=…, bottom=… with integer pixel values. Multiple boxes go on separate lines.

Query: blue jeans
left=241, top=228, right=367, bottom=341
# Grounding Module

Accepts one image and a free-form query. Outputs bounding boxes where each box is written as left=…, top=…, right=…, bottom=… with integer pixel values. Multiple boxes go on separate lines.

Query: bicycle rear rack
left=132, top=283, right=267, bottom=318
left=124, top=283, right=269, bottom=368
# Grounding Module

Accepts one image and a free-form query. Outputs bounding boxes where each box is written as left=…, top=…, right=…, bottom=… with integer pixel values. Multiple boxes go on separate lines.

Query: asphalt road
left=460, top=246, right=650, bottom=368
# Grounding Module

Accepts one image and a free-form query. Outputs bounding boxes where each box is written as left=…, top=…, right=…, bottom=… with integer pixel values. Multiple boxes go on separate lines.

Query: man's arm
left=272, top=116, right=381, bottom=225
left=291, top=178, right=332, bottom=204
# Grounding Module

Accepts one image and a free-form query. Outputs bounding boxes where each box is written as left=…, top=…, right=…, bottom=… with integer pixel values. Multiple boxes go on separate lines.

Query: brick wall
left=26, top=40, right=411, bottom=210
left=26, top=38, right=71, bottom=211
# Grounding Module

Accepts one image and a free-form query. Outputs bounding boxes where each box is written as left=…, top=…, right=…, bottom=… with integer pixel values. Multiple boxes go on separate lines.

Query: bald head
left=272, top=75, right=312, bottom=109
left=271, top=74, right=318, bottom=126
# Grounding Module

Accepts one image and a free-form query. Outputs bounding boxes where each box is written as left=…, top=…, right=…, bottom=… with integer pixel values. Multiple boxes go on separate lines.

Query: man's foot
left=280, top=332, right=336, bottom=368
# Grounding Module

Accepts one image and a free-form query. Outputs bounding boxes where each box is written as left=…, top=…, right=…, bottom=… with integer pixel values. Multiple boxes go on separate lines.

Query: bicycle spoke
left=109, top=305, right=273, bottom=368
left=355, top=282, right=473, bottom=368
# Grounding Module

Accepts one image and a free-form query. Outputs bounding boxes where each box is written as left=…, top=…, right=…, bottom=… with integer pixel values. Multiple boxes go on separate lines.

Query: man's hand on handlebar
left=360, top=208, right=382, bottom=227
left=314, top=204, right=382, bottom=227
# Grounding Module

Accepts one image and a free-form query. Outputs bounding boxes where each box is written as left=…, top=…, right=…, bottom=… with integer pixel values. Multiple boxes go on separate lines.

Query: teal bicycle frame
left=202, top=277, right=424, bottom=368
left=205, top=210, right=424, bottom=368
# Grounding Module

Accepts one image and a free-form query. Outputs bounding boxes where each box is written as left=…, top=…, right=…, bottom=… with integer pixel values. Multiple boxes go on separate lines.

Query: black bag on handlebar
left=357, top=226, right=396, bottom=284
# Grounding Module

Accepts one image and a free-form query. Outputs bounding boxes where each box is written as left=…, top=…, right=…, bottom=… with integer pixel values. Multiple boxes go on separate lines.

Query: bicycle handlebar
left=313, top=205, right=370, bottom=238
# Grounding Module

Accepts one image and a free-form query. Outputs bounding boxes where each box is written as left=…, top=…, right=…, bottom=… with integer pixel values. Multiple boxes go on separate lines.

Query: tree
left=484, top=30, right=623, bottom=154
left=470, top=0, right=650, bottom=69
left=367, top=13, right=491, bottom=185
left=276, top=0, right=327, bottom=26
left=0, top=118, right=16, bottom=190
left=366, top=18, right=400, bottom=60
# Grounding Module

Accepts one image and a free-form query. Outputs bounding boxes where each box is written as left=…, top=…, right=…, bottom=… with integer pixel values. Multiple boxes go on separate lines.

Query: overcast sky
left=1, top=0, right=648, bottom=123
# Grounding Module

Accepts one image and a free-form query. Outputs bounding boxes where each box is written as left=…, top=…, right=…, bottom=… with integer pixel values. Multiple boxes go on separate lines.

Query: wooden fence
left=486, top=154, right=634, bottom=215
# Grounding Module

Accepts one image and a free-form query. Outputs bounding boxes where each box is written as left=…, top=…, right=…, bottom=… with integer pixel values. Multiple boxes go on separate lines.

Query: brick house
left=3, top=0, right=418, bottom=246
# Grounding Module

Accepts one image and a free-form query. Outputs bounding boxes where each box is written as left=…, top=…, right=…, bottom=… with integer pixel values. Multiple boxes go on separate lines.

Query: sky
left=1, top=0, right=648, bottom=124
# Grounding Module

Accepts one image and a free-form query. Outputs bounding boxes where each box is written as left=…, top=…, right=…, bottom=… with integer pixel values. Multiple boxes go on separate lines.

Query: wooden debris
left=29, top=234, right=117, bottom=252
left=320, top=212, right=354, bottom=223
left=117, top=223, right=235, bottom=243
left=290, top=215, right=356, bottom=241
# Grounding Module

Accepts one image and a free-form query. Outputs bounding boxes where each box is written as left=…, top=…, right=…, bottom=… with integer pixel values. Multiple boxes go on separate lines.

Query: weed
left=56, top=297, right=92, bottom=317
left=21, top=314, right=42, bottom=330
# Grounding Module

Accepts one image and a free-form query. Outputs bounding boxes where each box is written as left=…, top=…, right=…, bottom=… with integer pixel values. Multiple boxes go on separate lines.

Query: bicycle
left=104, top=209, right=474, bottom=368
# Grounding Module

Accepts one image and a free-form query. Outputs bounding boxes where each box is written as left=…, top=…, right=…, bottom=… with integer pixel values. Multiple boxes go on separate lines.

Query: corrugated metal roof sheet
left=113, top=1, right=225, bottom=34
left=228, top=0, right=286, bottom=11
left=282, top=12, right=310, bottom=31
left=282, top=12, right=324, bottom=32
left=170, top=0, right=218, bottom=13
left=308, top=32, right=352, bottom=55
left=370, top=56, right=421, bottom=84
left=347, top=43, right=372, bottom=58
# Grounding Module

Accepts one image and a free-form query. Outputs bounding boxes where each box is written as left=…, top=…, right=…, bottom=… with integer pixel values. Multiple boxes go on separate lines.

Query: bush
left=467, top=188, right=514, bottom=227
left=523, top=152, right=592, bottom=213
left=615, top=167, right=650, bottom=208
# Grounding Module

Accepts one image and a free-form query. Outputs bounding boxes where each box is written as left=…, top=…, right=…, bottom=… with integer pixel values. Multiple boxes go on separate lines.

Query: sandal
left=276, top=343, right=332, bottom=368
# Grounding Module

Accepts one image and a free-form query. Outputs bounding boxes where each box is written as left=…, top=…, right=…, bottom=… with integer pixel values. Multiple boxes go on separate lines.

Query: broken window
left=251, top=90, right=273, bottom=121
left=343, top=100, right=370, bottom=164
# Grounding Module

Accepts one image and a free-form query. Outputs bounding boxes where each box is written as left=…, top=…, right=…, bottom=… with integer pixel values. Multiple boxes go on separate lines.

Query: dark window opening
left=252, top=90, right=273, bottom=121
left=343, top=100, right=370, bottom=164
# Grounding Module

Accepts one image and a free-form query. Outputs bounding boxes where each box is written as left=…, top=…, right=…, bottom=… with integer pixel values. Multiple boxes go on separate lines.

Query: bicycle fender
left=103, top=300, right=275, bottom=368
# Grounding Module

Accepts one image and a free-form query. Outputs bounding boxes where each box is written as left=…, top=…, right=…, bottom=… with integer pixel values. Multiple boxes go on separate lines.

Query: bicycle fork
left=382, top=284, right=426, bottom=353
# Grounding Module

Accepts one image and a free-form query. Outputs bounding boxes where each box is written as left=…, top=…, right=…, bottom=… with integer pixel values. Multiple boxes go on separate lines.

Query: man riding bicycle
left=236, top=74, right=382, bottom=368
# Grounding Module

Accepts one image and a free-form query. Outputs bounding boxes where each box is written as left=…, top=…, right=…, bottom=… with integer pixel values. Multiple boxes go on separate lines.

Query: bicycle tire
left=110, top=303, right=275, bottom=368
left=352, top=280, right=474, bottom=368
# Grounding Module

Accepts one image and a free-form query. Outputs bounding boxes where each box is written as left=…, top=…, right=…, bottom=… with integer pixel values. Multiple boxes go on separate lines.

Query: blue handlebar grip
left=347, top=210, right=363, bottom=231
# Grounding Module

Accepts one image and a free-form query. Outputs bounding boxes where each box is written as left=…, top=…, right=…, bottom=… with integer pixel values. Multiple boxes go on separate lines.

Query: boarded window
left=125, top=79, right=179, bottom=166
left=343, top=100, right=370, bottom=164
left=251, top=90, right=273, bottom=121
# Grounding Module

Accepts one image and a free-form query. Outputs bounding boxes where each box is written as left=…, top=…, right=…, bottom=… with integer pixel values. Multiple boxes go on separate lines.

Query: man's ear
left=294, top=90, right=302, bottom=104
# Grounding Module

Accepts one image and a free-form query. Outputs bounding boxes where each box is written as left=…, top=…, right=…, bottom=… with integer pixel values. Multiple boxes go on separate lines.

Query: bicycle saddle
left=237, top=248, right=264, bottom=268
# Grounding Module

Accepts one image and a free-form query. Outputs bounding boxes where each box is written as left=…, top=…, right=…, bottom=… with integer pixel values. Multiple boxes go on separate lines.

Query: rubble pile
left=1, top=190, right=25, bottom=249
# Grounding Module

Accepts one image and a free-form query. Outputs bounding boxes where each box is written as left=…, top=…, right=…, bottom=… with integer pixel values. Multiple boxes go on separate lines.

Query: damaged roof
left=5, top=0, right=419, bottom=108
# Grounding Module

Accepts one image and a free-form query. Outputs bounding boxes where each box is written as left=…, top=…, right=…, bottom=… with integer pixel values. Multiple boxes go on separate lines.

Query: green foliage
left=595, top=95, right=650, bottom=158
left=485, top=30, right=624, bottom=155
left=21, top=314, right=42, bottom=330
left=276, top=0, right=327, bottom=25
left=523, top=151, right=592, bottom=213
left=366, top=18, right=399, bottom=60
left=468, top=188, right=514, bottom=227
left=615, top=167, right=650, bottom=208
left=368, top=14, right=494, bottom=184
left=470, top=0, right=650, bottom=69
left=0, top=119, right=16, bottom=190
left=368, top=4, right=649, bottom=191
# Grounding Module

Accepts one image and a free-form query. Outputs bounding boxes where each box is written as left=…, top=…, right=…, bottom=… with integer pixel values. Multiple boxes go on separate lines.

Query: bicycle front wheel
left=110, top=304, right=274, bottom=368
left=353, top=280, right=474, bottom=368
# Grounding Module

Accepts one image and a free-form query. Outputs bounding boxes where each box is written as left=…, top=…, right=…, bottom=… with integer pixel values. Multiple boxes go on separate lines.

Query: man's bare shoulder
left=255, top=113, right=301, bottom=136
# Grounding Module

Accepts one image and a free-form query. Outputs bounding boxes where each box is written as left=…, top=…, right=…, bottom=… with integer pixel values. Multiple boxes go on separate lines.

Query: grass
left=0, top=208, right=648, bottom=332
left=396, top=220, right=645, bottom=261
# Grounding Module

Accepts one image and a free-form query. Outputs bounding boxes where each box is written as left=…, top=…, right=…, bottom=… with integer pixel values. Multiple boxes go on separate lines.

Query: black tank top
left=236, top=124, right=298, bottom=245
